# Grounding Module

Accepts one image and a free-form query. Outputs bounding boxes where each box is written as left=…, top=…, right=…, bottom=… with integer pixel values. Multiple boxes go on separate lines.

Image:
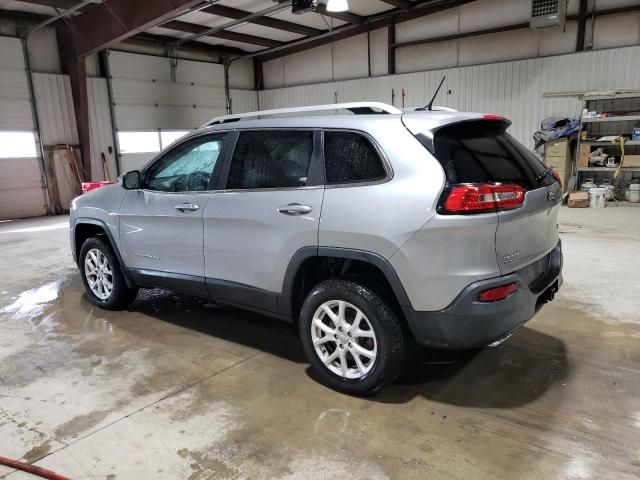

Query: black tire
left=299, top=279, right=405, bottom=396
left=79, top=236, right=138, bottom=310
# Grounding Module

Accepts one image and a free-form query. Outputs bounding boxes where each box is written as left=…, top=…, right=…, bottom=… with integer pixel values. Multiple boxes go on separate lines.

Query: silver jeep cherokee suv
left=70, top=102, right=563, bottom=395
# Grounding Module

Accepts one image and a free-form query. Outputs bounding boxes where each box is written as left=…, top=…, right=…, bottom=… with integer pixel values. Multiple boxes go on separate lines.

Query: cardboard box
left=545, top=139, right=569, bottom=158
left=568, top=191, right=589, bottom=208
left=578, top=145, right=590, bottom=168
left=623, top=155, right=640, bottom=167
left=546, top=156, right=568, bottom=172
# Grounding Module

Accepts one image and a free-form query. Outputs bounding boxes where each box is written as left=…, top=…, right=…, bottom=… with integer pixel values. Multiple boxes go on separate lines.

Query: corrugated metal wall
left=87, top=78, right=116, bottom=180
left=230, top=89, right=259, bottom=114
left=0, top=37, right=47, bottom=220
left=259, top=45, right=640, bottom=150
left=32, top=73, right=78, bottom=146
left=32, top=74, right=117, bottom=183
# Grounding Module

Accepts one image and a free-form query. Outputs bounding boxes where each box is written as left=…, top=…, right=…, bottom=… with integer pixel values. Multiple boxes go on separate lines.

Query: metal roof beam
left=162, top=20, right=283, bottom=47
left=17, top=0, right=77, bottom=9
left=256, top=0, right=478, bottom=62
left=202, top=4, right=324, bottom=37
left=57, top=0, right=204, bottom=59
left=379, top=0, right=412, bottom=9
left=175, top=2, right=291, bottom=45
left=133, top=31, right=247, bottom=56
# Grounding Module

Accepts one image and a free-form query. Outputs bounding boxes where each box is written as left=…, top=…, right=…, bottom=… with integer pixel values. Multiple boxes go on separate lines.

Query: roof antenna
left=422, top=76, right=446, bottom=111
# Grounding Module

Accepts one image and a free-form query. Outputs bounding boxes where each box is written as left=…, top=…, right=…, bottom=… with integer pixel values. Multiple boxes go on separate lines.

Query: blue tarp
left=533, top=117, right=581, bottom=148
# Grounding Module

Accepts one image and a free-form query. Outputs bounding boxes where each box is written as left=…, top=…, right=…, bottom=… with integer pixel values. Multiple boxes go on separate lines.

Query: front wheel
left=299, top=279, right=405, bottom=396
left=79, top=237, right=138, bottom=310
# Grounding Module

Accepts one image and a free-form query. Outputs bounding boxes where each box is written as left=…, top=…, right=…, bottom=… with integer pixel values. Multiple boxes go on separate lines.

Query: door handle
left=175, top=203, right=200, bottom=213
left=277, top=203, right=313, bottom=216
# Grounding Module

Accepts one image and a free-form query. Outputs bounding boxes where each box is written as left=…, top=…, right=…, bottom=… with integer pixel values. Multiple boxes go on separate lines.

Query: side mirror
left=123, top=170, right=141, bottom=190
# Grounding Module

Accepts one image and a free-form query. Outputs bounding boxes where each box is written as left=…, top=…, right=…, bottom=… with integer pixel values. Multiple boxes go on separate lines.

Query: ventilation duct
left=530, top=0, right=567, bottom=29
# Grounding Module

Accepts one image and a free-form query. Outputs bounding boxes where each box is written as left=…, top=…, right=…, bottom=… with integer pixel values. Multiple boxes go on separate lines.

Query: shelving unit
left=580, top=140, right=640, bottom=146
left=582, top=115, right=640, bottom=123
left=575, top=94, right=640, bottom=198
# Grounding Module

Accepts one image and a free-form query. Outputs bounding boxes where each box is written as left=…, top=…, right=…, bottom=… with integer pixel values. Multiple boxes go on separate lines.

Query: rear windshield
left=431, top=121, right=552, bottom=190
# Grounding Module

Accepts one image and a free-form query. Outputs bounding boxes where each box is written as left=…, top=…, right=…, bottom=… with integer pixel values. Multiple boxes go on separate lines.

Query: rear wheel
left=79, top=237, right=138, bottom=310
left=299, top=279, right=405, bottom=396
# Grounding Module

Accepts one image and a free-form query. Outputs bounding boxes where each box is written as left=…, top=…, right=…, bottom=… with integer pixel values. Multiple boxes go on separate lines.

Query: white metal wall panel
left=114, top=105, right=225, bottom=131
left=32, top=74, right=118, bottom=183
left=230, top=89, right=258, bottom=114
left=259, top=45, right=640, bottom=150
left=108, top=51, right=226, bottom=130
left=0, top=37, right=25, bottom=69
left=87, top=78, right=117, bottom=180
left=27, top=27, right=61, bottom=74
left=0, top=158, right=47, bottom=220
left=0, top=38, right=33, bottom=130
left=32, top=73, right=78, bottom=146
left=0, top=37, right=46, bottom=219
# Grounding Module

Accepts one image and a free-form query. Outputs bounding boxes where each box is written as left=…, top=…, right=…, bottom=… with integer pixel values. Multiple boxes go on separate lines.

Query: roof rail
left=201, top=102, right=403, bottom=127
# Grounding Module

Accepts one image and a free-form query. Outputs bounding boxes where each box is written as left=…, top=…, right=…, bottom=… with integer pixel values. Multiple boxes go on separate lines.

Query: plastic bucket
left=589, top=188, right=607, bottom=208
left=630, top=190, right=640, bottom=203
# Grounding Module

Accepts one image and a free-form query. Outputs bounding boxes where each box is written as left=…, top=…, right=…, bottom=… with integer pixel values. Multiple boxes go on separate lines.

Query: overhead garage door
left=108, top=51, right=227, bottom=172
left=0, top=37, right=47, bottom=220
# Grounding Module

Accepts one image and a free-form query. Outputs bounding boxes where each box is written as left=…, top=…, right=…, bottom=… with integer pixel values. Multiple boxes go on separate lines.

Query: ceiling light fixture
left=326, top=0, right=349, bottom=12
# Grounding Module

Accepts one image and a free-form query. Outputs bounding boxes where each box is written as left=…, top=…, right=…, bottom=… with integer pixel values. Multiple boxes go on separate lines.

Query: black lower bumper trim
left=404, top=241, right=563, bottom=350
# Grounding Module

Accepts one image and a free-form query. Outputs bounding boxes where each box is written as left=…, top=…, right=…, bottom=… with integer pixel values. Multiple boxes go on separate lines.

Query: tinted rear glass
left=227, top=131, right=313, bottom=189
left=324, top=131, right=386, bottom=184
left=432, top=121, right=551, bottom=189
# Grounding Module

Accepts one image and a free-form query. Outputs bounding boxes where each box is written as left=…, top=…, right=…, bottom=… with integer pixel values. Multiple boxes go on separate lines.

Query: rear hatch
left=405, top=115, right=561, bottom=275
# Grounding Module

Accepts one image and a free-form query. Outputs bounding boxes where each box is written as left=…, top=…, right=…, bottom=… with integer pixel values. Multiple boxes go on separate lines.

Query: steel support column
left=576, top=0, right=588, bottom=51
left=388, top=24, right=396, bottom=75
left=254, top=58, right=264, bottom=91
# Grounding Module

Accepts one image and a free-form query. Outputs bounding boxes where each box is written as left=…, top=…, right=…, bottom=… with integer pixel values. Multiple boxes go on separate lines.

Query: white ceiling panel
left=272, top=9, right=348, bottom=30
left=227, top=23, right=302, bottom=42
left=198, top=36, right=263, bottom=53
left=337, top=0, right=396, bottom=16
left=182, top=6, right=325, bottom=41
left=0, top=0, right=66, bottom=15
left=217, top=0, right=395, bottom=17
left=146, top=27, right=190, bottom=39
left=219, top=0, right=274, bottom=12
left=180, top=10, right=236, bottom=27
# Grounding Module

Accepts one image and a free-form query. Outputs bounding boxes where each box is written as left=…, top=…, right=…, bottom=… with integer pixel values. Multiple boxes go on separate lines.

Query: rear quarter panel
left=319, top=121, right=444, bottom=258
left=389, top=213, right=501, bottom=311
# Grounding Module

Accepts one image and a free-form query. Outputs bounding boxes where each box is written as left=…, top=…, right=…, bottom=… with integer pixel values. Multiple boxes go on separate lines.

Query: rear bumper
left=403, top=240, right=563, bottom=350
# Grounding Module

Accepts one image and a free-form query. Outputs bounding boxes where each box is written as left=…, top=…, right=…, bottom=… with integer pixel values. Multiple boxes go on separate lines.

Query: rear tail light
left=443, top=184, right=525, bottom=214
left=552, top=169, right=562, bottom=187
left=478, top=282, right=519, bottom=302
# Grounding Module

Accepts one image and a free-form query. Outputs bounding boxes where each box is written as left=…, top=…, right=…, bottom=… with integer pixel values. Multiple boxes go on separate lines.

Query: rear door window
left=226, top=130, right=313, bottom=190
left=432, top=121, right=551, bottom=190
left=324, top=131, right=386, bottom=185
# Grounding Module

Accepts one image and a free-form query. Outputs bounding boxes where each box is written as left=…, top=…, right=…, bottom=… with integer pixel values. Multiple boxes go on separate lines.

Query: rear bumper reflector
left=477, top=282, right=519, bottom=302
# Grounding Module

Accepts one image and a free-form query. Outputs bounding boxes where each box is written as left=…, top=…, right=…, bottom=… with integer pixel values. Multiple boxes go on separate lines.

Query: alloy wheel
left=311, top=300, right=378, bottom=379
left=84, top=248, right=113, bottom=300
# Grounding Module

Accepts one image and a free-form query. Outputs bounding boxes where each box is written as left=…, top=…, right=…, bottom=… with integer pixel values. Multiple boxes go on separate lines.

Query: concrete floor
left=0, top=205, right=639, bottom=480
